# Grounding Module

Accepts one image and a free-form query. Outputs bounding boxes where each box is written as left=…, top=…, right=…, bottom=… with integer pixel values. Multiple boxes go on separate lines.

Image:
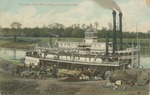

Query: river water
left=0, top=48, right=149, bottom=68
left=0, top=48, right=27, bottom=63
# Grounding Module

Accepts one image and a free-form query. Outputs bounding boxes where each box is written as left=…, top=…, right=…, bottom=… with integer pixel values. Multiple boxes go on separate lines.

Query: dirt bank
left=0, top=77, right=148, bottom=95
left=0, top=58, right=149, bottom=95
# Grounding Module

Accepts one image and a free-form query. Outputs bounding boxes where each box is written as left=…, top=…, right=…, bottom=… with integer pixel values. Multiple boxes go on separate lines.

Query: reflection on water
left=140, top=47, right=150, bottom=68
left=140, top=57, right=150, bottom=68
left=0, top=47, right=149, bottom=68
left=0, top=48, right=27, bottom=62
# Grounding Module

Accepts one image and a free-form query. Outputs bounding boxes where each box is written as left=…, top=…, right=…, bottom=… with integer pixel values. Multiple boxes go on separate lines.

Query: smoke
left=94, top=0, right=121, bottom=12
left=146, top=0, right=150, bottom=7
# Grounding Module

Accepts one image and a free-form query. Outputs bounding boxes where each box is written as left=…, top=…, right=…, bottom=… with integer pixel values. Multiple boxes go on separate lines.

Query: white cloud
left=0, top=0, right=149, bottom=33
left=120, top=0, right=150, bottom=32
left=0, top=6, right=37, bottom=28
left=98, top=14, right=112, bottom=28
left=0, top=0, right=95, bottom=28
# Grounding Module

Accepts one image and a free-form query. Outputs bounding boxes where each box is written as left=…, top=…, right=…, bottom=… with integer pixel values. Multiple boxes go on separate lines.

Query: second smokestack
left=112, top=10, right=117, bottom=54
left=119, top=12, right=123, bottom=50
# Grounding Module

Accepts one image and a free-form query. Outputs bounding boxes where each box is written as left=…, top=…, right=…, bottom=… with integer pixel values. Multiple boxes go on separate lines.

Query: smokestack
left=119, top=12, right=123, bottom=50
left=112, top=10, right=117, bottom=54
left=106, top=33, right=109, bottom=55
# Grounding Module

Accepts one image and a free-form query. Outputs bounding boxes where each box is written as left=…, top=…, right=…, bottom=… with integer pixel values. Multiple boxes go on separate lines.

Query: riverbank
left=0, top=58, right=149, bottom=95
left=0, top=40, right=34, bottom=49
left=0, top=37, right=149, bottom=49
left=0, top=37, right=42, bottom=49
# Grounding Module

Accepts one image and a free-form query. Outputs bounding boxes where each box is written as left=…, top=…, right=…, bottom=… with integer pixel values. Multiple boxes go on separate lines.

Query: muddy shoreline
left=0, top=58, right=149, bottom=95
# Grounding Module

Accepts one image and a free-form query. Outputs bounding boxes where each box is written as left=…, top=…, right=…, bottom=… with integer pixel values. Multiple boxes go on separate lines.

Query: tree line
left=0, top=22, right=149, bottom=42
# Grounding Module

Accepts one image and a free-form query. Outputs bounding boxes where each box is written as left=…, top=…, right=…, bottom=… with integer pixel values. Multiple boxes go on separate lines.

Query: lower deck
left=25, top=56, right=130, bottom=71
left=41, top=58, right=128, bottom=71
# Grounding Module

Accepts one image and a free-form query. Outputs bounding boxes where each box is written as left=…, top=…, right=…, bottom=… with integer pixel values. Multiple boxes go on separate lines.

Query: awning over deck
left=41, top=58, right=128, bottom=67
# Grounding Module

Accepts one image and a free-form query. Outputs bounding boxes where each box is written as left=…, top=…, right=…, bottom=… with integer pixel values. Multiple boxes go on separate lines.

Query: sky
left=0, top=0, right=150, bottom=33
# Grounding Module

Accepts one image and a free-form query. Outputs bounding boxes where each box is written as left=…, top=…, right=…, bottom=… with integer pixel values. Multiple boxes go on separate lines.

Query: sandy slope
left=0, top=58, right=149, bottom=95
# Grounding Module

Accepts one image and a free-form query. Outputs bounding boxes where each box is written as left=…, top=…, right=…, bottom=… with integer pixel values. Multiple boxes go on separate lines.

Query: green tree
left=148, top=30, right=150, bottom=38
left=10, top=22, right=22, bottom=42
left=48, top=23, right=65, bottom=36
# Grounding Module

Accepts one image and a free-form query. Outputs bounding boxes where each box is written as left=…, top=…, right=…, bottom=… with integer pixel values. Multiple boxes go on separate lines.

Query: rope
left=124, top=41, right=131, bottom=48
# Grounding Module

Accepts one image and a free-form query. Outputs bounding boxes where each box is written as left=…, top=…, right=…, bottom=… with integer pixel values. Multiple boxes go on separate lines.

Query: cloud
left=80, top=14, right=112, bottom=30
left=0, top=6, right=37, bottom=28
left=120, top=0, right=150, bottom=32
left=0, top=0, right=149, bottom=33
left=0, top=0, right=95, bottom=28
left=54, top=0, right=94, bottom=26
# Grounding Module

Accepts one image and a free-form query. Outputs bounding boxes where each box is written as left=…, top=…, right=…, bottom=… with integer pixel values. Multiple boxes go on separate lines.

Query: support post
left=106, top=33, right=109, bottom=55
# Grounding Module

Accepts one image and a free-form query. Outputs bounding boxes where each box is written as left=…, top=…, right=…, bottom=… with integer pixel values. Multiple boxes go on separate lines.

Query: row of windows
left=85, top=34, right=97, bottom=37
left=60, top=56, right=101, bottom=61
left=58, top=43, right=110, bottom=50
left=59, top=43, right=78, bottom=46
left=85, top=34, right=93, bottom=37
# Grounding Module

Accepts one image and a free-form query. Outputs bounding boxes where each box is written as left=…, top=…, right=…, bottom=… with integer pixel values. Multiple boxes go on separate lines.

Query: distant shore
left=0, top=37, right=149, bottom=49
left=0, top=40, right=34, bottom=49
